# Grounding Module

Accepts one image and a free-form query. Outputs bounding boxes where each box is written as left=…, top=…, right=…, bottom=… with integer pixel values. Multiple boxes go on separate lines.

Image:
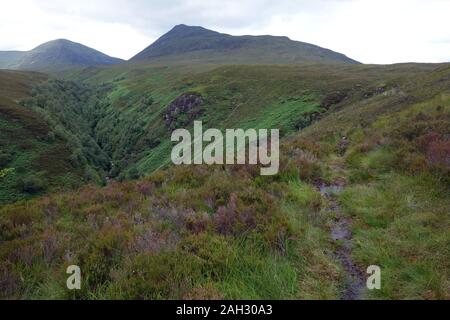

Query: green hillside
left=0, top=61, right=448, bottom=299
left=59, top=62, right=443, bottom=178
left=0, top=69, right=130, bottom=204
left=0, top=70, right=92, bottom=204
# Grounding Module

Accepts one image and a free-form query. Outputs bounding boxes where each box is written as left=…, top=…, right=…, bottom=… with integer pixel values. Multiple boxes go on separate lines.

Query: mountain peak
left=33, top=39, right=82, bottom=50
left=172, top=24, right=190, bottom=29
left=171, top=24, right=211, bottom=31
left=164, top=24, right=222, bottom=38
left=47, top=38, right=72, bottom=43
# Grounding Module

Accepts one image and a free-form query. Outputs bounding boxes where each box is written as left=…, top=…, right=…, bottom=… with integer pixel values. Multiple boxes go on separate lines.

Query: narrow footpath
left=317, top=182, right=366, bottom=300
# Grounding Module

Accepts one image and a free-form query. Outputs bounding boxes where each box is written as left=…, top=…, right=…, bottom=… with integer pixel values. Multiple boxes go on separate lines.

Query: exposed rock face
left=321, top=91, right=350, bottom=109
left=164, top=93, right=204, bottom=129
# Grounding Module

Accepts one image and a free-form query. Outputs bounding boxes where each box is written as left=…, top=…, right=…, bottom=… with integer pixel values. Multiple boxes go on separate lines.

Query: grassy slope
left=0, top=63, right=448, bottom=299
left=295, top=64, right=450, bottom=299
left=65, top=63, right=439, bottom=176
left=0, top=71, right=85, bottom=204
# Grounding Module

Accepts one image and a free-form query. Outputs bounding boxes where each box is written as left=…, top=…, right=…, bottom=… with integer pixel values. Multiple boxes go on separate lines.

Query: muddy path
left=317, top=183, right=366, bottom=300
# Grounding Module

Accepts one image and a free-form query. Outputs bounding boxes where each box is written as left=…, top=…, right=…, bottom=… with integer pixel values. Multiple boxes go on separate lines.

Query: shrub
left=0, top=168, right=15, bottom=180
left=128, top=228, right=175, bottom=255
left=127, top=167, right=140, bottom=180
left=0, top=264, right=20, bottom=299
left=18, top=175, right=47, bottom=194
left=136, top=180, right=155, bottom=196
left=184, top=212, right=211, bottom=235
left=212, top=193, right=264, bottom=236
left=41, top=229, right=62, bottom=265
left=279, top=150, right=322, bottom=183
left=79, top=225, right=128, bottom=289
left=427, top=140, right=450, bottom=170
left=109, top=251, right=203, bottom=299
left=45, top=131, right=56, bottom=142
left=0, top=151, right=13, bottom=168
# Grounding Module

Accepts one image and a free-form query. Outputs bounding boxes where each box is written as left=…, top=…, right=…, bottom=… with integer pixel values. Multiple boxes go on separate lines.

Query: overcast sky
left=1, top=0, right=449, bottom=63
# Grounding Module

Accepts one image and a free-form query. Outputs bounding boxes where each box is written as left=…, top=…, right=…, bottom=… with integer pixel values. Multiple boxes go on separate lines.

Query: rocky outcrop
left=164, top=93, right=204, bottom=129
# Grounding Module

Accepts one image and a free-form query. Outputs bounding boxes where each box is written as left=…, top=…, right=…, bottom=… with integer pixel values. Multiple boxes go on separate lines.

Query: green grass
left=1, top=62, right=449, bottom=300
left=0, top=161, right=340, bottom=300
left=340, top=174, right=449, bottom=299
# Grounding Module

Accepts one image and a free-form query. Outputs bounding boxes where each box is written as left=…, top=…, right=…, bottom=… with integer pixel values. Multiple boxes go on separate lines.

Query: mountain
left=0, top=51, right=25, bottom=69
left=0, top=39, right=123, bottom=71
left=130, top=24, right=359, bottom=65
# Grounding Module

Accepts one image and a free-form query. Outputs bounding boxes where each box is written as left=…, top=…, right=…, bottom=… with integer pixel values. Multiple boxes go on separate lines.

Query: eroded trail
left=317, top=183, right=366, bottom=300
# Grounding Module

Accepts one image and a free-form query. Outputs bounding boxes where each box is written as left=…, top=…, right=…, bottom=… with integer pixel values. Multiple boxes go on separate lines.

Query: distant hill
left=0, top=39, right=123, bottom=71
left=0, top=51, right=25, bottom=69
left=130, top=24, right=359, bottom=65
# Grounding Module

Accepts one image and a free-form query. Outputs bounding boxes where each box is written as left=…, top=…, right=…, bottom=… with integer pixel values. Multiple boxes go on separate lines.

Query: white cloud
left=0, top=0, right=449, bottom=63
